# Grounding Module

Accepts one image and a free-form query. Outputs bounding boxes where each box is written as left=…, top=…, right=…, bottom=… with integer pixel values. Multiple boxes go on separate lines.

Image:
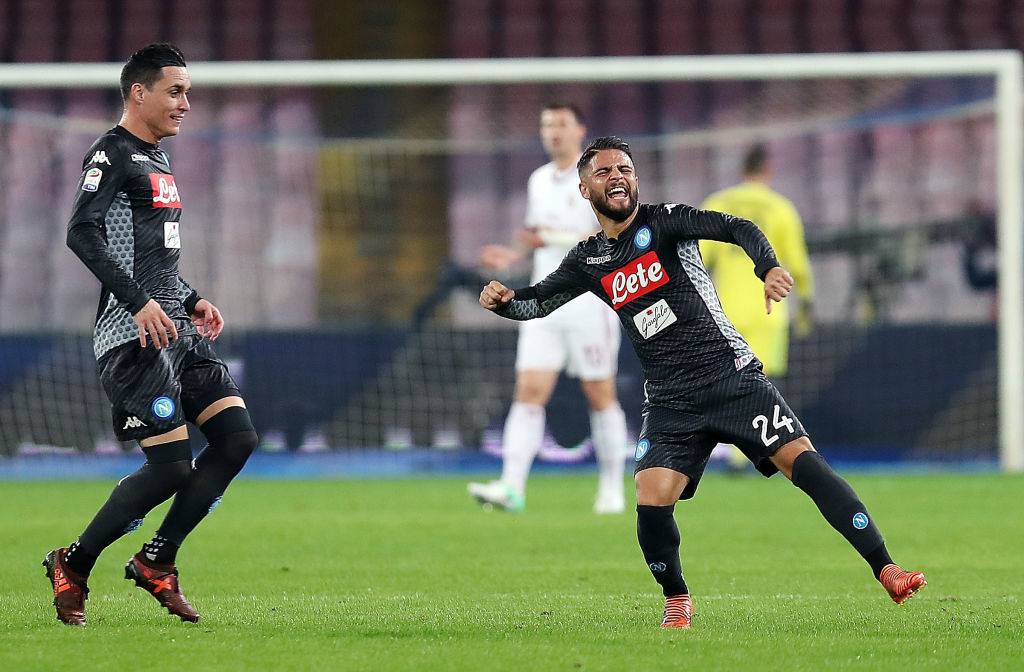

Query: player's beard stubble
left=591, top=182, right=640, bottom=222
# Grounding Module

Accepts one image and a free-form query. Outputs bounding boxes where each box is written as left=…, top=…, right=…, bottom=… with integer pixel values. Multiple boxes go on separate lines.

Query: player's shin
left=67, top=439, right=193, bottom=576
left=591, top=404, right=627, bottom=499
left=636, top=504, right=688, bottom=596
left=498, top=402, right=545, bottom=497
left=146, top=407, right=257, bottom=561
left=790, top=450, right=894, bottom=578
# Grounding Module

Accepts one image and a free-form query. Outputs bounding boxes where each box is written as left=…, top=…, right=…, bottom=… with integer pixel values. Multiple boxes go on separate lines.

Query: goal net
left=0, top=54, right=1019, bottom=471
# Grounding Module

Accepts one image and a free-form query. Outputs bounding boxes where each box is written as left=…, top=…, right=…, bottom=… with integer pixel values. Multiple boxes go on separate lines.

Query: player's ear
left=131, top=83, right=146, bottom=106
left=579, top=181, right=590, bottom=200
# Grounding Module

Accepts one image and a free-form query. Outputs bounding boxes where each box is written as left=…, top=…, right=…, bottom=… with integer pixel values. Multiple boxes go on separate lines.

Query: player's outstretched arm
left=668, top=205, right=780, bottom=281
left=479, top=280, right=516, bottom=311
left=763, top=266, right=794, bottom=314
left=480, top=250, right=587, bottom=321
left=480, top=281, right=547, bottom=321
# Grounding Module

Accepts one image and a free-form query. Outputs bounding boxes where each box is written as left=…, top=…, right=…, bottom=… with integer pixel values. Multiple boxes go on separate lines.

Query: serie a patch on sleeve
left=82, top=167, right=103, bottom=192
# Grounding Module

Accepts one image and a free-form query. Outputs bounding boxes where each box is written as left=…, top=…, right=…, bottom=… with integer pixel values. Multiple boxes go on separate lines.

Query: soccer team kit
left=502, top=203, right=808, bottom=497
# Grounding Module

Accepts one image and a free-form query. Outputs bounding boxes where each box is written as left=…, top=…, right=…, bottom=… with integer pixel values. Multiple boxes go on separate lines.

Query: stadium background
left=0, top=0, right=1016, bottom=473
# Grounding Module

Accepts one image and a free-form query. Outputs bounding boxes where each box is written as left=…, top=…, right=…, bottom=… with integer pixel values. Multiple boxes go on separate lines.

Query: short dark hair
left=120, top=43, right=187, bottom=101
left=542, top=102, right=585, bottom=125
left=743, top=144, right=769, bottom=176
left=577, top=136, right=632, bottom=175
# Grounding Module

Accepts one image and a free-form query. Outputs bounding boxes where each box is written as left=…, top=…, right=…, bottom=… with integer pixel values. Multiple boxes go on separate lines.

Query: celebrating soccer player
left=469, top=103, right=627, bottom=514
left=43, top=43, right=259, bottom=626
left=478, top=136, right=925, bottom=629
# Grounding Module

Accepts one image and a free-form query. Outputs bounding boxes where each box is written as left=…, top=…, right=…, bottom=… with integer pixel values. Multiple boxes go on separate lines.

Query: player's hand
left=479, top=244, right=520, bottom=271
left=516, top=227, right=546, bottom=249
left=133, top=299, right=178, bottom=349
left=479, top=280, right=515, bottom=311
left=763, top=267, right=794, bottom=314
left=191, top=298, right=224, bottom=341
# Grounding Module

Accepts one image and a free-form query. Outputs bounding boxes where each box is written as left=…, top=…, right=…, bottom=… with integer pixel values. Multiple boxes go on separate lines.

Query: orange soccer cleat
left=879, top=564, right=927, bottom=604
left=42, top=548, right=89, bottom=626
left=660, top=594, right=694, bottom=629
left=124, top=553, right=199, bottom=622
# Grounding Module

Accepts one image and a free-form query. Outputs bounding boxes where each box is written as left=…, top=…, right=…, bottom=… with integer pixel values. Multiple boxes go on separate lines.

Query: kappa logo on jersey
left=151, top=396, right=176, bottom=420
left=632, top=298, right=678, bottom=339
left=131, top=153, right=150, bottom=162
left=635, top=438, right=651, bottom=461
left=633, top=226, right=652, bottom=249
left=122, top=416, right=147, bottom=430
left=149, top=173, right=182, bottom=208
left=663, top=203, right=679, bottom=214
left=90, top=150, right=110, bottom=165
left=81, top=167, right=102, bottom=192
left=600, top=251, right=669, bottom=309
left=586, top=254, right=612, bottom=265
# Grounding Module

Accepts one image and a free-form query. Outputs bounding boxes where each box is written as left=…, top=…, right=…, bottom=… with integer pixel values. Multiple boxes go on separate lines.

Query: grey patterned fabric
left=676, top=239, right=754, bottom=368
left=497, top=290, right=582, bottom=321
left=94, top=193, right=138, bottom=358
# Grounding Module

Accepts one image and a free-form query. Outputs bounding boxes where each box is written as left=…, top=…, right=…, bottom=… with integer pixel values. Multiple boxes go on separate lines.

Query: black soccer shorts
left=98, top=333, right=241, bottom=442
left=634, top=363, right=808, bottom=499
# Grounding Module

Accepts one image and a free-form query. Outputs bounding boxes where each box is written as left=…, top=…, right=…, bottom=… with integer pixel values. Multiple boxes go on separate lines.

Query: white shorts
left=515, top=298, right=621, bottom=380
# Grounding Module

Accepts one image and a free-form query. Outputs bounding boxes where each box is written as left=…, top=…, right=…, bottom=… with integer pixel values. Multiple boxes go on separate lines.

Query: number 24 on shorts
left=752, top=405, right=795, bottom=447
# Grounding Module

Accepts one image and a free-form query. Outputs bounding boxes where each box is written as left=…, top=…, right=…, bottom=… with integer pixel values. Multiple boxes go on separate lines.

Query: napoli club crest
left=635, top=438, right=651, bottom=461
left=634, top=226, right=652, bottom=250
left=852, top=512, right=869, bottom=529
left=151, top=396, right=176, bottom=420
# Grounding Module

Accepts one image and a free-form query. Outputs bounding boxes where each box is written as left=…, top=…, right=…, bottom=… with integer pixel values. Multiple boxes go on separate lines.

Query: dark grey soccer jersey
left=67, top=126, right=198, bottom=359
left=498, top=203, right=779, bottom=409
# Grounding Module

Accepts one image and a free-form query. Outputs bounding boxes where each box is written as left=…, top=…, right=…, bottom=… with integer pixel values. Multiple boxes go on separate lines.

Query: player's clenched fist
left=763, top=266, right=794, bottom=314
left=480, top=280, right=515, bottom=311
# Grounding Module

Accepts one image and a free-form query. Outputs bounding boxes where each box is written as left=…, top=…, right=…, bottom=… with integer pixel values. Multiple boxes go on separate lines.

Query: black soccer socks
left=154, top=407, right=257, bottom=547
left=71, top=439, right=194, bottom=573
left=791, top=450, right=893, bottom=578
left=637, top=504, right=689, bottom=597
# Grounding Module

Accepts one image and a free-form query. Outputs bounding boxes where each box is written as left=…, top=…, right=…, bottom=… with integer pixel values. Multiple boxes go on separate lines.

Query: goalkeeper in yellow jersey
left=700, top=145, right=814, bottom=471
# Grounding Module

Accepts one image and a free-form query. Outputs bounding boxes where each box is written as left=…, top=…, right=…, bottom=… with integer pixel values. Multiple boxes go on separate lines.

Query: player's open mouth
left=607, top=186, right=628, bottom=201
left=170, top=114, right=184, bottom=123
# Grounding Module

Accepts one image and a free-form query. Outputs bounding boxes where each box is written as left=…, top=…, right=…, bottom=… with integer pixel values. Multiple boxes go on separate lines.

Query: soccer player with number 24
left=479, top=137, right=926, bottom=629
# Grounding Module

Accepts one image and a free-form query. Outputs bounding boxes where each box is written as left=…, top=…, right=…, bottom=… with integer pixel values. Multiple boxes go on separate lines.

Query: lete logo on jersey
left=600, top=251, right=669, bottom=308
left=149, top=173, right=182, bottom=208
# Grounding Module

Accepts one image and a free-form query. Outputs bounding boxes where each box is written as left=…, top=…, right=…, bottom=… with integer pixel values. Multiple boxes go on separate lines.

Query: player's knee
left=200, top=406, right=258, bottom=469
left=770, top=436, right=815, bottom=480
left=634, top=468, right=687, bottom=506
left=514, top=382, right=550, bottom=405
left=217, top=430, right=258, bottom=470
left=581, top=380, right=617, bottom=410
left=162, top=458, right=194, bottom=487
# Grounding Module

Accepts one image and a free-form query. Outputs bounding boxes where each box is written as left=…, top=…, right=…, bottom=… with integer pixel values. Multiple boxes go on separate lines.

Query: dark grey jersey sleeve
left=495, top=251, right=587, bottom=321
left=67, top=140, right=150, bottom=314
left=661, top=204, right=779, bottom=280
left=178, top=277, right=202, bottom=315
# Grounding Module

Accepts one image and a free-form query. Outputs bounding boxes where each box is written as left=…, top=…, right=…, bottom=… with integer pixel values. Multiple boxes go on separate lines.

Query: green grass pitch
left=2, top=472, right=1022, bottom=671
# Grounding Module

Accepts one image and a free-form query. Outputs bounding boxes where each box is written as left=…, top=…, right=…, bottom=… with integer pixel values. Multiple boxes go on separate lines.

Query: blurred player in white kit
left=469, top=103, right=627, bottom=514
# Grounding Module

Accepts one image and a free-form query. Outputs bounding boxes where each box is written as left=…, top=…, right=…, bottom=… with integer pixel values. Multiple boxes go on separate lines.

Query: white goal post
left=1, top=51, right=1020, bottom=471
